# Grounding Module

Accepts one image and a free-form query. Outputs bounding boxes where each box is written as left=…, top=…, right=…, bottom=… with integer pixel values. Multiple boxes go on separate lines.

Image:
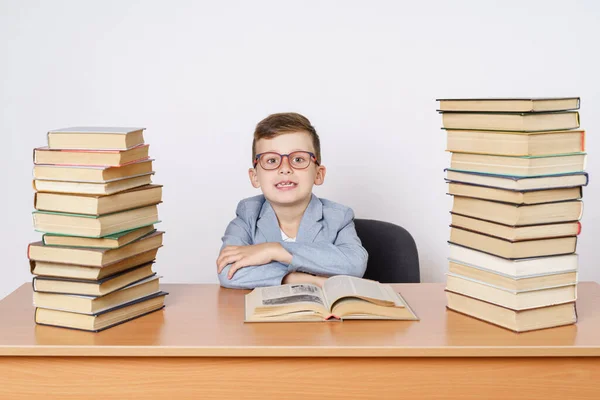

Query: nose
left=278, top=155, right=293, bottom=174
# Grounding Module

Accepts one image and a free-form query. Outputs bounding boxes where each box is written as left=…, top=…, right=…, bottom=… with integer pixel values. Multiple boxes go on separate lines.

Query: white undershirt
left=280, top=229, right=296, bottom=243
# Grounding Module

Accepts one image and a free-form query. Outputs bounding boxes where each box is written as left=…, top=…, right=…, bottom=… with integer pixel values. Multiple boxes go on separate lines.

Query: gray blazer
left=218, top=194, right=368, bottom=289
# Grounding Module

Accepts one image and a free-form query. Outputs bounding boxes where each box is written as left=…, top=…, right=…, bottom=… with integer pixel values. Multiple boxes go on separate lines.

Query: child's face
left=249, top=132, right=326, bottom=208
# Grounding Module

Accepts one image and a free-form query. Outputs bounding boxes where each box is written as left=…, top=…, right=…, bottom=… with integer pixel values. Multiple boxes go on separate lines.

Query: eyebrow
left=259, top=149, right=314, bottom=154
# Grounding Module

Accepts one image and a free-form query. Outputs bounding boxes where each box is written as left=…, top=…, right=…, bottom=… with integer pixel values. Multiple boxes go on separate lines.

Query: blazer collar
left=257, top=194, right=323, bottom=243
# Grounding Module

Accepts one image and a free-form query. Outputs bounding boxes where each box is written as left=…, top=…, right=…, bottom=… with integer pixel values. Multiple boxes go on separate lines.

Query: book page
left=322, top=276, right=404, bottom=310
left=259, top=284, right=326, bottom=306
left=245, top=283, right=329, bottom=320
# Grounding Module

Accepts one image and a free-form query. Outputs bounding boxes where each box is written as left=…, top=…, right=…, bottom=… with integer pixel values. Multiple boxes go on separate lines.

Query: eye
left=292, top=156, right=307, bottom=163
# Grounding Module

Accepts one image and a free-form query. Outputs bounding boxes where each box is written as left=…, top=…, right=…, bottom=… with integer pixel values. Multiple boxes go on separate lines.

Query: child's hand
left=217, top=243, right=281, bottom=279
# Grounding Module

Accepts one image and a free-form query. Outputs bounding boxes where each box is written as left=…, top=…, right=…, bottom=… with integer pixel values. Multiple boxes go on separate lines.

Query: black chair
left=354, top=219, right=420, bottom=283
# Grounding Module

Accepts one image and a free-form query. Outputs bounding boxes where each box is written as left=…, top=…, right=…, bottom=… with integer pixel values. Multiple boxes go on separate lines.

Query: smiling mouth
left=275, top=182, right=297, bottom=188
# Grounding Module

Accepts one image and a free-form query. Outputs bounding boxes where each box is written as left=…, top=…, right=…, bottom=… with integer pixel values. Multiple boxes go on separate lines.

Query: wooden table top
left=1, top=282, right=599, bottom=357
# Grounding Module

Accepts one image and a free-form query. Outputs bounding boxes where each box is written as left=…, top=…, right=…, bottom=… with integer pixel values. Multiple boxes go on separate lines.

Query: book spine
left=577, top=222, right=582, bottom=235
left=40, top=157, right=151, bottom=168
left=581, top=131, right=585, bottom=151
left=52, top=144, right=148, bottom=154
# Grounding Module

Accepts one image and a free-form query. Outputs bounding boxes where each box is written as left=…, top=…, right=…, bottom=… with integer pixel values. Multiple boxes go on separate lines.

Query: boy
left=216, top=112, right=368, bottom=289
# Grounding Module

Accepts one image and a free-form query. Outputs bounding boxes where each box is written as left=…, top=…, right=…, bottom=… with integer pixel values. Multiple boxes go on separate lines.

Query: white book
left=448, top=243, right=578, bottom=278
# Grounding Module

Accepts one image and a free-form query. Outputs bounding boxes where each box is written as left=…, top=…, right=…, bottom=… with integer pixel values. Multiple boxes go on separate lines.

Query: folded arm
left=217, top=208, right=289, bottom=289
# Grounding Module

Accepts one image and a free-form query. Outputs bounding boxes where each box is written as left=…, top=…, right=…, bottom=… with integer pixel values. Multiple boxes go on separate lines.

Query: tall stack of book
left=437, top=98, right=587, bottom=332
left=28, top=127, right=168, bottom=332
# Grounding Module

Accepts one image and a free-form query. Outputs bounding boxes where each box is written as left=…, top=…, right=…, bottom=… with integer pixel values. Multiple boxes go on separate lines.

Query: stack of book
left=28, top=127, right=167, bottom=332
left=437, top=98, right=587, bottom=332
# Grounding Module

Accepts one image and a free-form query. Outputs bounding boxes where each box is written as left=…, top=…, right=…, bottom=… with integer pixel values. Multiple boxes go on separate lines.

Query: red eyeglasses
left=253, top=151, right=320, bottom=170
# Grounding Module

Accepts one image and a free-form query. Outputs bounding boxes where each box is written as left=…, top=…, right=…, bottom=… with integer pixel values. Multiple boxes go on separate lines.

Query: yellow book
left=245, top=275, right=419, bottom=322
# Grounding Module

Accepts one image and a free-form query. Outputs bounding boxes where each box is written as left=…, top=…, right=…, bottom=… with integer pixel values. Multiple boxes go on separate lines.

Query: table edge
left=2, top=346, right=600, bottom=357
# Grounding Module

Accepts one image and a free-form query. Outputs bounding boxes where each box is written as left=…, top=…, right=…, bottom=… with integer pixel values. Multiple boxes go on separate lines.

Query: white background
left=1, top=0, right=598, bottom=299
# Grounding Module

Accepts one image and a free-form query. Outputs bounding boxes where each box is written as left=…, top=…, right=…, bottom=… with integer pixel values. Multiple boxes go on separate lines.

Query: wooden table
left=1, top=282, right=599, bottom=399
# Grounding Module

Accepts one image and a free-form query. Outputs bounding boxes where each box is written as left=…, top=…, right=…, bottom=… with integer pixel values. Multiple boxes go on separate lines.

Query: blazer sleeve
left=218, top=202, right=289, bottom=289
left=280, top=208, right=368, bottom=278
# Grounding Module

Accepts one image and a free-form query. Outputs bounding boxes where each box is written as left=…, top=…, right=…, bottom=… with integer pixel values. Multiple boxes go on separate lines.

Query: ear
left=248, top=168, right=261, bottom=188
left=314, top=165, right=326, bottom=186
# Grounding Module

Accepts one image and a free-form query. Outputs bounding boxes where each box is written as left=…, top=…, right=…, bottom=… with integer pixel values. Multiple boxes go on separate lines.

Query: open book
left=244, top=275, right=419, bottom=322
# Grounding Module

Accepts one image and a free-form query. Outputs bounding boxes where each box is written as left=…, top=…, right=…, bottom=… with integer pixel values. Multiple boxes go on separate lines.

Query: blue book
left=445, top=169, right=589, bottom=192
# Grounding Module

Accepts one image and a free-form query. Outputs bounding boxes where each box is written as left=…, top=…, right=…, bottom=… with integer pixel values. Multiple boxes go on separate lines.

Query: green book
left=42, top=225, right=158, bottom=249
left=32, top=204, right=160, bottom=238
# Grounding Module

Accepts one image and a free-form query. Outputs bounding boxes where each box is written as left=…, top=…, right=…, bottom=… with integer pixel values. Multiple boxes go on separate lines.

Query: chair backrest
left=354, top=218, right=420, bottom=283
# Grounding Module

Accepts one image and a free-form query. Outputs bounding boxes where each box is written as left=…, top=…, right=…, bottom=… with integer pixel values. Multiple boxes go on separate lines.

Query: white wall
left=1, top=0, right=598, bottom=300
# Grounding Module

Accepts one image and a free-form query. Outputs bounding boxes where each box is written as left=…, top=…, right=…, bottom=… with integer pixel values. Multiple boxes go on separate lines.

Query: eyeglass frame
left=253, top=151, right=320, bottom=170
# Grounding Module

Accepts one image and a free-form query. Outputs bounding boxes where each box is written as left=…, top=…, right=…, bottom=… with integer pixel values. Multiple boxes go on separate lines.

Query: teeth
left=277, top=182, right=295, bottom=187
